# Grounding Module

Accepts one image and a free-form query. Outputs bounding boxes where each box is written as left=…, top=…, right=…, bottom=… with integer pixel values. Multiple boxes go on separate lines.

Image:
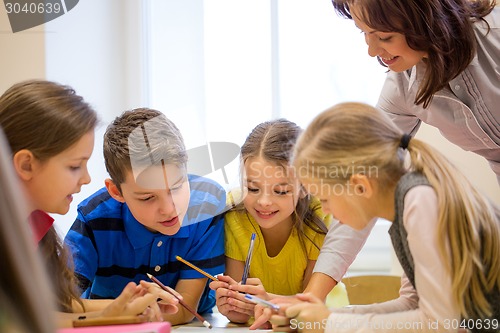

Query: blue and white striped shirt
left=64, top=175, right=226, bottom=313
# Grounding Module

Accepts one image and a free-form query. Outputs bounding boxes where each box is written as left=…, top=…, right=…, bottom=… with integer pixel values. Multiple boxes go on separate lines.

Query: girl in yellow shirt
left=210, top=119, right=329, bottom=324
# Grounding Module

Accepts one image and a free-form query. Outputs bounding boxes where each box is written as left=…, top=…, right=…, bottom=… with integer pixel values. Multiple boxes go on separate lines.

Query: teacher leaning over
left=332, top=0, right=500, bottom=184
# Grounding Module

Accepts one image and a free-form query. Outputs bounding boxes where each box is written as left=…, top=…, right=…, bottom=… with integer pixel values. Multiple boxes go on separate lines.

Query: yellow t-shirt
left=224, top=199, right=329, bottom=295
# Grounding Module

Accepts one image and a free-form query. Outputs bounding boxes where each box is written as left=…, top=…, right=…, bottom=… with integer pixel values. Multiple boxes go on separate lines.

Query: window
left=147, top=0, right=392, bottom=272
left=147, top=0, right=386, bottom=143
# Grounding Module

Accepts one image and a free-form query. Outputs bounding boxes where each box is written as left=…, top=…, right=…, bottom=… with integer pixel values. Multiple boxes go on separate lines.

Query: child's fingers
left=228, top=283, right=259, bottom=294
left=226, top=289, right=252, bottom=302
left=216, top=274, right=238, bottom=285
left=102, top=282, right=137, bottom=316
left=158, top=302, right=179, bottom=315
left=139, top=280, right=181, bottom=304
left=249, top=306, right=274, bottom=329
left=242, top=277, right=262, bottom=286
left=215, top=295, right=233, bottom=316
left=209, top=280, right=230, bottom=290
left=145, top=300, right=164, bottom=321
left=215, top=286, right=231, bottom=300
left=138, top=304, right=161, bottom=323
left=227, top=297, right=255, bottom=316
left=125, top=293, right=159, bottom=316
left=216, top=293, right=251, bottom=317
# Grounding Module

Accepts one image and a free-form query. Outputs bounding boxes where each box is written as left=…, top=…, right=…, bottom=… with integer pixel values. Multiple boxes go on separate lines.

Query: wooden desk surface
left=173, top=312, right=271, bottom=332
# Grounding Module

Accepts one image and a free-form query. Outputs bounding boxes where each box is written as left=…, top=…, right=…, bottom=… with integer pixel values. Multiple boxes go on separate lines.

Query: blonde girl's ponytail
left=404, top=137, right=500, bottom=319
left=293, top=101, right=499, bottom=320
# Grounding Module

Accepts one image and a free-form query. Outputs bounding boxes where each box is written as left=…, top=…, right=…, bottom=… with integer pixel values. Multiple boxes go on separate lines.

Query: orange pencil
left=147, top=273, right=212, bottom=329
left=176, top=256, right=218, bottom=282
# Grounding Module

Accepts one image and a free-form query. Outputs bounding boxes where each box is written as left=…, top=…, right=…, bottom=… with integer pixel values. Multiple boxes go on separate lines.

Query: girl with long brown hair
left=0, top=80, right=174, bottom=327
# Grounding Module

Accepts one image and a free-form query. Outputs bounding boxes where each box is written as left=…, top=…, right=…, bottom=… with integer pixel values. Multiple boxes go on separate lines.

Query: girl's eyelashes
left=275, top=190, right=291, bottom=196
left=246, top=186, right=292, bottom=196
left=170, top=183, right=184, bottom=192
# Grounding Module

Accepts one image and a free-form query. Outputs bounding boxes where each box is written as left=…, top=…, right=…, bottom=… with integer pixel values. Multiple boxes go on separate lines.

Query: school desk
left=57, top=311, right=269, bottom=333
left=173, top=312, right=271, bottom=332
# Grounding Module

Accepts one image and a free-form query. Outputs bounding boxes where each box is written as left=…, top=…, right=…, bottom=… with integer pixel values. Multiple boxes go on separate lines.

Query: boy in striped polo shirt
left=64, top=108, right=226, bottom=325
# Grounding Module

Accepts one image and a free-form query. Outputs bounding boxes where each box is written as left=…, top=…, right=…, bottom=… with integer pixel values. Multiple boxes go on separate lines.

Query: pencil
left=241, top=233, right=256, bottom=284
left=244, top=294, right=280, bottom=311
left=175, top=256, right=218, bottom=282
left=147, top=273, right=212, bottom=329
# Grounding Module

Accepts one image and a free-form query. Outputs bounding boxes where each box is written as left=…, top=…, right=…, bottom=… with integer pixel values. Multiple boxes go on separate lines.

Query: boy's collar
left=122, top=205, right=189, bottom=249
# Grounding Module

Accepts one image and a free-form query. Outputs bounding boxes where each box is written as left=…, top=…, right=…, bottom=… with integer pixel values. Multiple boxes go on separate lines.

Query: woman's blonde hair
left=293, top=102, right=500, bottom=319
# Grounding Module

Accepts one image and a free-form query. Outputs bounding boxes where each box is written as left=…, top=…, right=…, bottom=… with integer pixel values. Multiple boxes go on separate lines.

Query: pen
left=244, top=294, right=280, bottom=311
left=241, top=233, right=256, bottom=284
left=147, top=273, right=212, bottom=329
left=176, top=256, right=218, bottom=282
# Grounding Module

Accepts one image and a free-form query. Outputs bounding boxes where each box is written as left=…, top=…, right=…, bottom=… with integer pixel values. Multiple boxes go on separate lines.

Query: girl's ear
left=105, top=178, right=125, bottom=203
left=349, top=174, right=373, bottom=198
left=12, top=149, right=35, bottom=181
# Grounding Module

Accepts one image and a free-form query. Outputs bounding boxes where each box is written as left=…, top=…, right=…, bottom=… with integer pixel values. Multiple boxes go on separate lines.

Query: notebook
left=57, top=322, right=171, bottom=333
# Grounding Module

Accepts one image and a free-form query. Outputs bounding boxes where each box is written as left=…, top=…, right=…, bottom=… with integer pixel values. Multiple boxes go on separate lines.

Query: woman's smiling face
left=350, top=3, right=427, bottom=72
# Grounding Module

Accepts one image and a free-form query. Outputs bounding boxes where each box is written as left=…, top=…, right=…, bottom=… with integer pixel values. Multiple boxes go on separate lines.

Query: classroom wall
left=415, top=124, right=500, bottom=203
left=0, top=0, right=135, bottom=237
left=0, top=6, right=45, bottom=92
left=1, top=1, right=499, bottom=247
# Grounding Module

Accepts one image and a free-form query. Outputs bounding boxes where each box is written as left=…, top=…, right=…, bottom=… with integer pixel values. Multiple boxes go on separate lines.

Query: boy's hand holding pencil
left=147, top=273, right=212, bottom=329
left=139, top=280, right=180, bottom=315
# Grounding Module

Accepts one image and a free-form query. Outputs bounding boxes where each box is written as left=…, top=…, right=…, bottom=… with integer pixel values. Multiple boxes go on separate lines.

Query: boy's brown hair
left=103, top=108, right=187, bottom=191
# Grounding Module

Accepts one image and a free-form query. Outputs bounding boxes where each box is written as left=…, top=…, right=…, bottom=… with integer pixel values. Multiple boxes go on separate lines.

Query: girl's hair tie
left=399, top=134, right=412, bottom=150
